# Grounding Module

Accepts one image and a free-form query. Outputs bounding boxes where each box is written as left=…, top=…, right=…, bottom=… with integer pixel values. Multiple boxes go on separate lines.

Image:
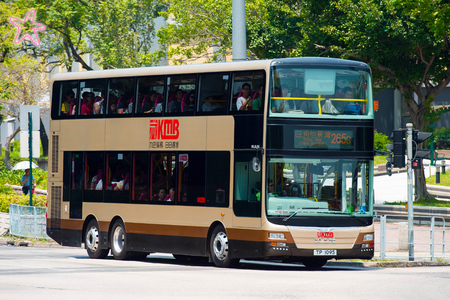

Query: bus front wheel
left=302, top=258, right=328, bottom=269
left=110, top=220, right=131, bottom=260
left=85, top=219, right=108, bottom=259
left=209, top=226, right=239, bottom=267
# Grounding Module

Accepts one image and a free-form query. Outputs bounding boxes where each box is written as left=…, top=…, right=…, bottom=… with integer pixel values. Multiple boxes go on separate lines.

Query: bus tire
left=302, top=258, right=328, bottom=269
left=209, top=226, right=239, bottom=268
left=85, top=219, right=108, bottom=259
left=110, top=219, right=131, bottom=260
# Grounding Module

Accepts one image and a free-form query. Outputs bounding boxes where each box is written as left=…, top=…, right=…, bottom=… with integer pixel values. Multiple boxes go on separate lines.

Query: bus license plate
left=313, top=249, right=337, bottom=256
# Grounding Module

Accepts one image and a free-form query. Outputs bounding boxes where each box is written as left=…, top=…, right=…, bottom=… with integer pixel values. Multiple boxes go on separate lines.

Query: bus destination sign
left=294, top=129, right=354, bottom=150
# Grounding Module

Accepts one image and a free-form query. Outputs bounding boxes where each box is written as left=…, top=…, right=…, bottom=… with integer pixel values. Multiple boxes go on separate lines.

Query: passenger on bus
left=236, top=83, right=253, bottom=110
left=143, top=91, right=157, bottom=113
left=252, top=85, right=264, bottom=111
left=61, top=91, right=75, bottom=115
left=267, top=179, right=278, bottom=197
left=181, top=191, right=188, bottom=202
left=93, top=96, right=104, bottom=115
left=154, top=188, right=166, bottom=201
left=168, top=89, right=184, bottom=113
left=155, top=94, right=163, bottom=113
left=165, top=188, right=175, bottom=202
left=117, top=93, right=132, bottom=114
left=342, top=88, right=361, bottom=115
left=182, top=91, right=195, bottom=113
left=81, top=92, right=95, bottom=115
left=273, top=86, right=293, bottom=113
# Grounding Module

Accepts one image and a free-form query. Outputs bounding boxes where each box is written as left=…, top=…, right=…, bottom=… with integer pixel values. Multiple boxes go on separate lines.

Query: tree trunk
left=4, top=127, right=20, bottom=171
left=40, top=117, right=48, bottom=157
left=414, top=167, right=434, bottom=201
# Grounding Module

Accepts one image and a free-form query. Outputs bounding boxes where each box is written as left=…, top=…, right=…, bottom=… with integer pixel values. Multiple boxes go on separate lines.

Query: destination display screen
left=294, top=129, right=354, bottom=150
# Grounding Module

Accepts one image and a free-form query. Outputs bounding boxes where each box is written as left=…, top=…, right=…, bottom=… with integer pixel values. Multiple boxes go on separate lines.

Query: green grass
left=384, top=198, right=450, bottom=208
left=426, top=171, right=450, bottom=187
left=374, top=155, right=388, bottom=166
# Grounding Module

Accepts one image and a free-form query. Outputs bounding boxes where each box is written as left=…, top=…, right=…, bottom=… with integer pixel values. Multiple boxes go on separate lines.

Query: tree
left=0, top=56, right=49, bottom=170
left=157, top=0, right=302, bottom=63
left=294, top=0, right=450, bottom=200
left=19, top=0, right=162, bottom=70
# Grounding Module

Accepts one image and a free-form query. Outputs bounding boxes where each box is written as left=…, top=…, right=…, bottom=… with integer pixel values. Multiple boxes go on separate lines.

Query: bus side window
left=233, top=152, right=261, bottom=217
left=107, top=78, right=135, bottom=115
left=230, top=71, right=265, bottom=113
left=197, top=72, right=229, bottom=113
left=166, top=75, right=196, bottom=114
left=57, top=81, right=78, bottom=118
left=79, top=79, right=107, bottom=117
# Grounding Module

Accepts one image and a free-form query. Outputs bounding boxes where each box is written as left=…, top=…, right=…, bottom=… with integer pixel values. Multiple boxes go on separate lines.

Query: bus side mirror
left=252, top=157, right=261, bottom=172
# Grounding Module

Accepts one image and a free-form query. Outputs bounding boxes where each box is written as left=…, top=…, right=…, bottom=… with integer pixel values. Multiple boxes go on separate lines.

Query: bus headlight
left=268, top=233, right=285, bottom=240
left=363, top=234, right=374, bottom=241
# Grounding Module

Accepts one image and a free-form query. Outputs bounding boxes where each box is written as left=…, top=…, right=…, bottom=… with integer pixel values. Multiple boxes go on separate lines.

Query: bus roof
left=52, top=57, right=371, bottom=82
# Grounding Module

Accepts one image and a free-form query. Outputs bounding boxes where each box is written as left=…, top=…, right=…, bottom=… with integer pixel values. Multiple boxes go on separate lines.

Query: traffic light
left=386, top=130, right=406, bottom=168
left=412, top=130, right=432, bottom=159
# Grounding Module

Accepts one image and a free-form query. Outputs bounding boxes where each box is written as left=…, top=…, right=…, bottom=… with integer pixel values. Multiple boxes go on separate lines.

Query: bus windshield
left=266, top=158, right=373, bottom=217
left=269, top=66, right=373, bottom=118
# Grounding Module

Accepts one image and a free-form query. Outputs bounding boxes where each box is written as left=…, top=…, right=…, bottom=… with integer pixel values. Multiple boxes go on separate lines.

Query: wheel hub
left=86, top=226, right=99, bottom=251
left=213, top=232, right=229, bottom=261
left=112, top=226, right=125, bottom=253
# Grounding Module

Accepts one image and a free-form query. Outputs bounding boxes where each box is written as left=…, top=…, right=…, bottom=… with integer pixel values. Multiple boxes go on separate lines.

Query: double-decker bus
left=47, top=57, right=374, bottom=268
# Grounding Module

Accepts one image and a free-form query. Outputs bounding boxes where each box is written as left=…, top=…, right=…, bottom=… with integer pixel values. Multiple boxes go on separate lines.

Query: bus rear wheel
left=209, top=226, right=239, bottom=267
left=110, top=220, right=131, bottom=260
left=85, top=219, right=108, bottom=259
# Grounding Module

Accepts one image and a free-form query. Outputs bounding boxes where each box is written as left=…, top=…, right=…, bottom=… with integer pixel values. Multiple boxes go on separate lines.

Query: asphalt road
left=1, top=246, right=449, bottom=299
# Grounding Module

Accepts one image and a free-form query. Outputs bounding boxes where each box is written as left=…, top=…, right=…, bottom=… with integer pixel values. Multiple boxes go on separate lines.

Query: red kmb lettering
left=149, top=119, right=180, bottom=140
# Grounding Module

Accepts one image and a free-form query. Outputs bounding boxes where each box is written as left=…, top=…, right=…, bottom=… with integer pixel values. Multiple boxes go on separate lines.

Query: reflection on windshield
left=269, top=67, right=373, bottom=118
left=266, top=158, right=372, bottom=217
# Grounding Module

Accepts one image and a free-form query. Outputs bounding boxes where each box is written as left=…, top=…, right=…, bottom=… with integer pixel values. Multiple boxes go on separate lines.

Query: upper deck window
left=135, top=76, right=164, bottom=115
left=107, top=78, right=135, bottom=116
left=230, top=71, right=265, bottom=113
left=56, top=81, right=78, bottom=118
left=269, top=66, right=373, bottom=119
left=166, top=75, right=196, bottom=115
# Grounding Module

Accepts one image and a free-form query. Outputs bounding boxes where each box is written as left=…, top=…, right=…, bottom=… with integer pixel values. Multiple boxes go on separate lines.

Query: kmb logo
left=150, top=119, right=179, bottom=140
left=317, top=232, right=334, bottom=238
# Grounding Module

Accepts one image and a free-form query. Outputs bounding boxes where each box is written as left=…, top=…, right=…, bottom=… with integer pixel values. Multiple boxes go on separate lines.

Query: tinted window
left=107, top=78, right=135, bottom=115
left=231, top=71, right=265, bottom=113
left=198, top=73, right=229, bottom=113
left=136, top=76, right=164, bottom=115
left=78, top=79, right=106, bottom=117
left=166, top=75, right=196, bottom=114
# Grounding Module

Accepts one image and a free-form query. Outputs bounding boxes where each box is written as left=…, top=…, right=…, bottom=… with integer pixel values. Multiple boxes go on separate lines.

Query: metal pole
left=406, top=123, right=414, bottom=261
left=28, top=112, right=33, bottom=207
left=380, top=215, right=386, bottom=261
left=430, top=217, right=435, bottom=261
left=436, top=165, right=440, bottom=184
left=232, top=0, right=246, bottom=62
left=442, top=160, right=446, bottom=175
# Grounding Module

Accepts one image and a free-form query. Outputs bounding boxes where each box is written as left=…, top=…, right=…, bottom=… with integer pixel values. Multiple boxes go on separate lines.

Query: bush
left=434, top=127, right=450, bottom=149
left=374, top=130, right=389, bottom=152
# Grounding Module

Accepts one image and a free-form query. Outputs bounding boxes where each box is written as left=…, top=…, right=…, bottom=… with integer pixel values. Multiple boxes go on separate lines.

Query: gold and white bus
left=47, top=57, right=375, bottom=268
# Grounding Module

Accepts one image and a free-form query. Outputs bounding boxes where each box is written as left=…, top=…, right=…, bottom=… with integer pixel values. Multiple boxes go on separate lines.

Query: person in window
left=236, top=83, right=253, bottom=110
left=155, top=94, right=163, bottom=113
left=275, top=85, right=293, bottom=113
left=93, top=95, right=104, bottom=115
left=342, top=87, right=361, bottom=115
left=62, top=91, right=75, bottom=115
left=290, top=88, right=303, bottom=111
left=143, top=91, right=157, bottom=113
left=267, top=179, right=278, bottom=197
left=168, top=89, right=184, bottom=113
left=252, top=85, right=264, bottom=111
left=165, top=188, right=175, bottom=202
left=181, top=191, right=188, bottom=202
left=81, top=92, right=95, bottom=115
left=117, top=92, right=132, bottom=114
left=153, top=188, right=166, bottom=201
left=183, top=91, right=195, bottom=112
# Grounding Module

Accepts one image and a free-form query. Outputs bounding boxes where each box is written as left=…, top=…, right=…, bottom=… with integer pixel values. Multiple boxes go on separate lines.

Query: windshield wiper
left=282, top=207, right=321, bottom=224
left=328, top=212, right=370, bottom=225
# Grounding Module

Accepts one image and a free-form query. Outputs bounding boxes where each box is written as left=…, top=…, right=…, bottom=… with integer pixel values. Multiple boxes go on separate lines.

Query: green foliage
left=374, top=130, right=389, bottom=152
left=0, top=191, right=46, bottom=213
left=433, top=127, right=450, bottom=150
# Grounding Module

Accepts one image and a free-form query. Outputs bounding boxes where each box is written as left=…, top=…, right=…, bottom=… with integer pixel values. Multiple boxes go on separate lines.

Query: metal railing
left=9, top=204, right=48, bottom=239
left=377, top=214, right=446, bottom=261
